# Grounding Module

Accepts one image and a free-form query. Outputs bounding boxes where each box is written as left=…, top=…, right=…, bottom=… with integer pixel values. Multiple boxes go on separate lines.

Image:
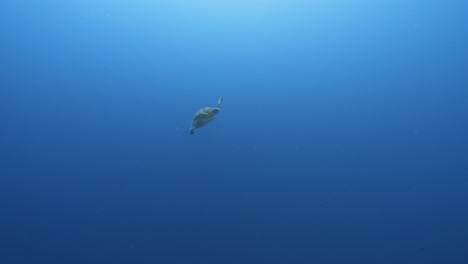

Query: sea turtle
left=189, top=97, right=223, bottom=135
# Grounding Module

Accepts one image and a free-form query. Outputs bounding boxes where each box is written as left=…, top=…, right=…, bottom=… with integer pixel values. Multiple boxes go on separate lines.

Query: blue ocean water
left=2, top=0, right=468, bottom=263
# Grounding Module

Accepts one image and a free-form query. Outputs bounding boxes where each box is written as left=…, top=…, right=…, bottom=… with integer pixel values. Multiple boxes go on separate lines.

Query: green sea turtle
left=189, top=97, right=223, bottom=135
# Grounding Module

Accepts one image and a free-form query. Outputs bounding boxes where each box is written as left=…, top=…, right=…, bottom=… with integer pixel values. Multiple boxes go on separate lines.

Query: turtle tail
left=190, top=129, right=195, bottom=135
left=216, top=97, right=223, bottom=108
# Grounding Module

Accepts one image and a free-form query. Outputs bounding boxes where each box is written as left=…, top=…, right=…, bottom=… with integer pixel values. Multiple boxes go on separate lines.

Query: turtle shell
left=190, top=107, right=217, bottom=130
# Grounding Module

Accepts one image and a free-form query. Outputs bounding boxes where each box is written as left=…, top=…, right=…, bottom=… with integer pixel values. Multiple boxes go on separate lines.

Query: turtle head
left=212, top=108, right=220, bottom=115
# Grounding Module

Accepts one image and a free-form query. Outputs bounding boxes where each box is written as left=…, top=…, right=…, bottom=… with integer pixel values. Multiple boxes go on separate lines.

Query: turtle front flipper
left=216, top=97, right=223, bottom=108
left=190, top=112, right=209, bottom=135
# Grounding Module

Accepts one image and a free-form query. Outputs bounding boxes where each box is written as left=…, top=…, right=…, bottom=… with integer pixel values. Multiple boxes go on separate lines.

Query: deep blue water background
left=2, top=0, right=468, bottom=263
